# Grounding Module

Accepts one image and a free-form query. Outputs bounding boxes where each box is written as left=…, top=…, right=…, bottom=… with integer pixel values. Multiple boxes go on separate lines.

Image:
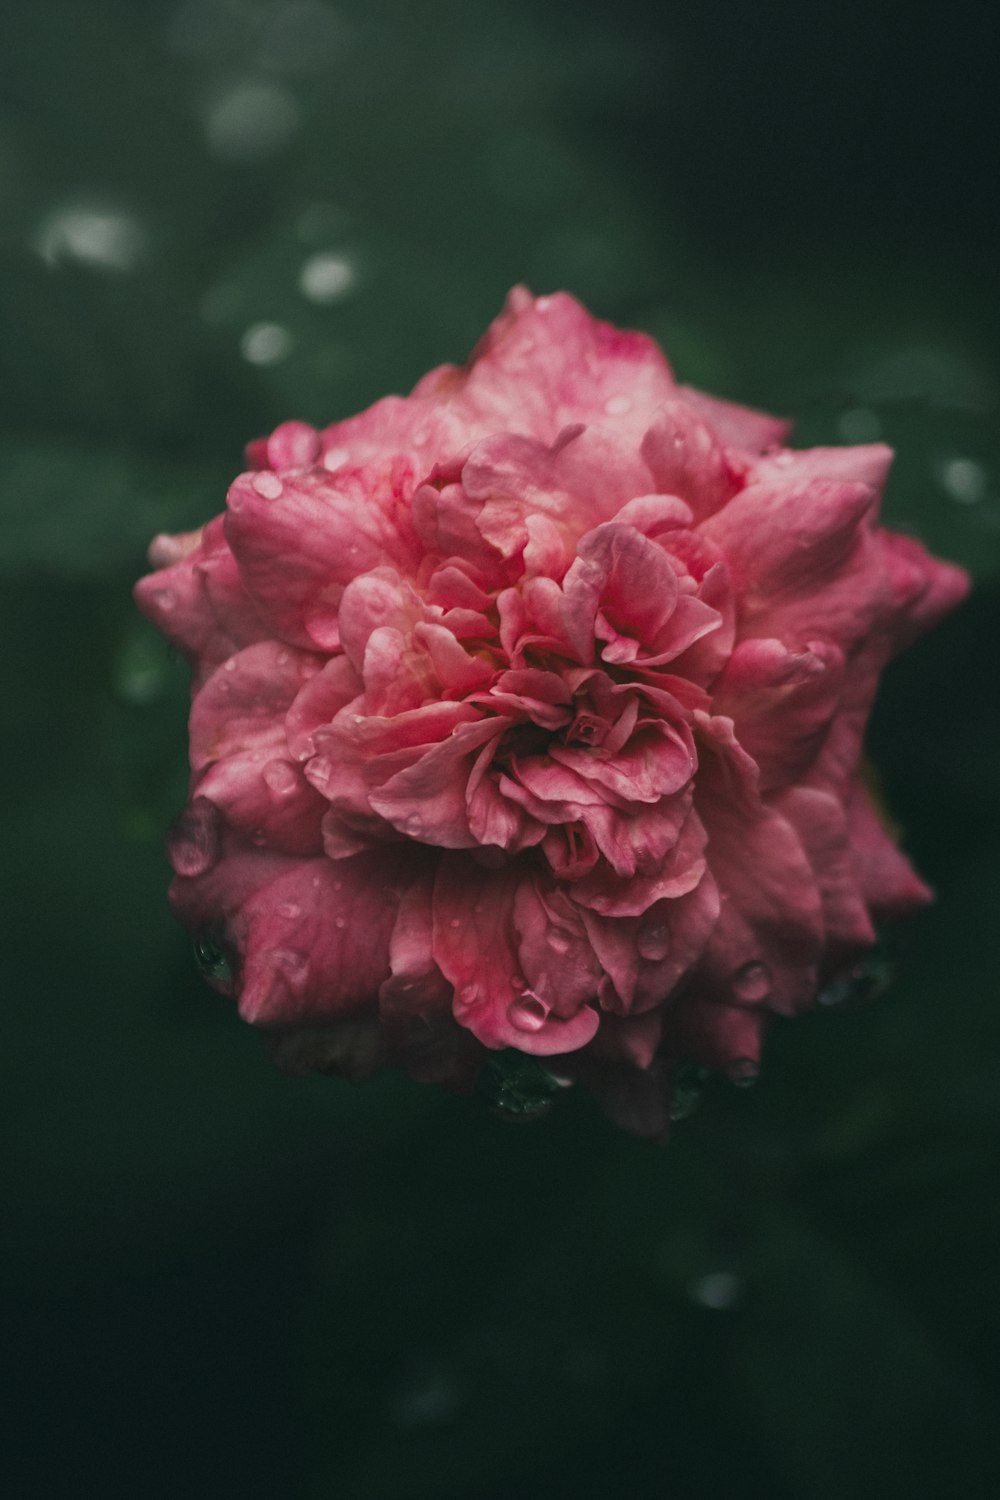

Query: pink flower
left=136, top=287, right=968, bottom=1136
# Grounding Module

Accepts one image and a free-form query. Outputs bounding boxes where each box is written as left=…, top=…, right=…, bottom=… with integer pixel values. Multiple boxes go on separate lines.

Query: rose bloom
left=136, top=288, right=968, bottom=1135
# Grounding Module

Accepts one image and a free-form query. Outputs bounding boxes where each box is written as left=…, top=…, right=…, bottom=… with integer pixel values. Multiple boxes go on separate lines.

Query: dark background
left=3, top=3, right=999, bottom=1496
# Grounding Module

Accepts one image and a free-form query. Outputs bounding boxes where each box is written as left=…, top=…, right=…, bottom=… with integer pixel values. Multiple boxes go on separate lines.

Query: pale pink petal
left=678, top=385, right=791, bottom=452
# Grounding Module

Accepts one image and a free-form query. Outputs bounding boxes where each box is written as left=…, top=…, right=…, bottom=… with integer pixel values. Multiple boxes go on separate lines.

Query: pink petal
left=640, top=397, right=741, bottom=520
left=712, top=637, right=846, bottom=791
left=225, top=462, right=420, bottom=650
left=189, top=641, right=321, bottom=772
left=702, top=476, right=884, bottom=651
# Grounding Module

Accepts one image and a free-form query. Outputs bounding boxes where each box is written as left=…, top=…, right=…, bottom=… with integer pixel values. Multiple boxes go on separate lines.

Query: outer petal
left=702, top=476, right=884, bottom=651
left=445, top=286, right=676, bottom=442
left=711, top=637, right=846, bottom=791
left=134, top=517, right=268, bottom=683
left=432, top=858, right=600, bottom=1055
left=225, top=462, right=420, bottom=650
left=170, top=841, right=422, bottom=1026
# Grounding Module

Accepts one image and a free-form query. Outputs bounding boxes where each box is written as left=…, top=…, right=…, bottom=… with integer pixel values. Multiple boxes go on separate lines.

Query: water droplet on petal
left=272, top=945, right=307, bottom=977
left=335, top=916, right=346, bottom=929
left=263, top=759, right=298, bottom=798
left=323, top=446, right=350, bottom=471
left=604, top=395, right=631, bottom=416
left=251, top=828, right=267, bottom=846
left=508, top=993, right=549, bottom=1033
left=449, top=918, right=461, bottom=929
left=547, top=931, right=571, bottom=954
left=152, top=587, right=177, bottom=612
left=731, top=960, right=771, bottom=1003
left=637, top=918, right=670, bottom=962
left=251, top=471, right=284, bottom=500
left=728, top=1057, right=759, bottom=1088
left=193, top=931, right=233, bottom=987
left=276, top=902, right=301, bottom=920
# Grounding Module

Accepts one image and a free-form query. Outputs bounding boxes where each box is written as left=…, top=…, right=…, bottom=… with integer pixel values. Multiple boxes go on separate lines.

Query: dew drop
left=263, top=759, right=298, bottom=798
left=332, top=879, right=342, bottom=892
left=604, top=395, right=631, bottom=416
left=152, top=587, right=177, bottom=612
left=251, top=471, right=284, bottom=500
left=508, top=993, right=549, bottom=1033
left=547, top=932, right=571, bottom=954
left=323, top=446, right=350, bottom=471
left=251, top=828, right=267, bottom=846
left=272, top=945, right=307, bottom=976
left=731, top=960, right=771, bottom=1003
left=193, top=931, right=233, bottom=987
left=637, top=918, right=670, bottom=962
left=449, top=918, right=461, bottom=929
left=335, top=916, right=346, bottom=929
left=223, top=658, right=237, bottom=671
left=728, top=1057, right=759, bottom=1088
left=276, top=902, right=301, bottom=920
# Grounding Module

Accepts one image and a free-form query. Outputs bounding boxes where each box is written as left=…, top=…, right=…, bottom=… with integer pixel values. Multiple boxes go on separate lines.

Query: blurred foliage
left=2, top=1, right=999, bottom=1497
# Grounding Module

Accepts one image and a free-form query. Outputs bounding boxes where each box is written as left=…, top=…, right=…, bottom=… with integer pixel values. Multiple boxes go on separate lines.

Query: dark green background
left=3, top=3, right=998, bottom=1496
